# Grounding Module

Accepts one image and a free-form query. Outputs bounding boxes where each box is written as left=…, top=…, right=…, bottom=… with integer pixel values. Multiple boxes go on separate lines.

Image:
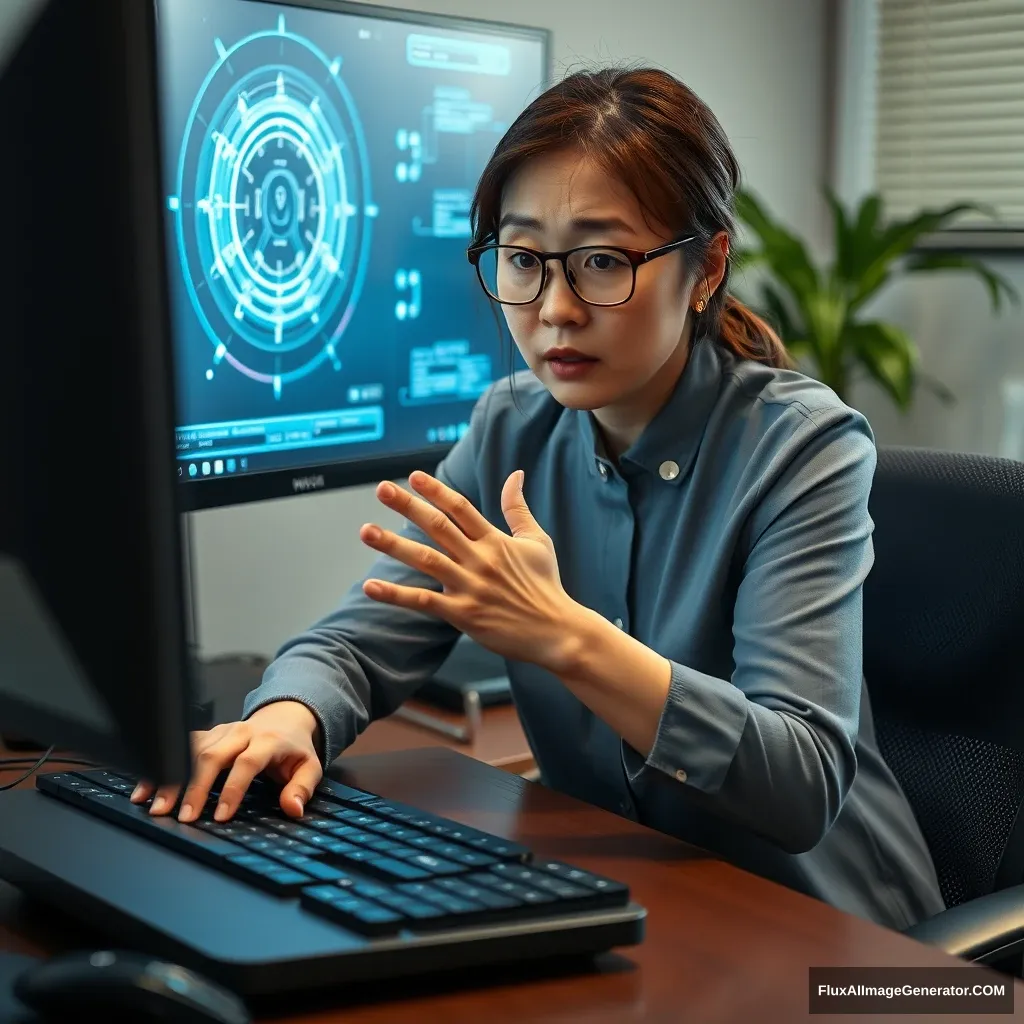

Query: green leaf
left=903, top=253, right=1021, bottom=312
left=824, top=186, right=852, bottom=282
left=845, top=321, right=919, bottom=410
left=734, top=190, right=820, bottom=305
left=851, top=202, right=995, bottom=309
left=853, top=194, right=883, bottom=251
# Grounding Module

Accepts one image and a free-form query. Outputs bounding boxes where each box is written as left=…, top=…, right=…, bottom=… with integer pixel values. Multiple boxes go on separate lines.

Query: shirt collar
left=578, top=337, right=724, bottom=486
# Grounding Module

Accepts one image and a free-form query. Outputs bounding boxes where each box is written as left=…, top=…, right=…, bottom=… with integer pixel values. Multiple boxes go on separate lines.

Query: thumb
left=501, top=470, right=542, bottom=539
left=280, top=757, right=322, bottom=818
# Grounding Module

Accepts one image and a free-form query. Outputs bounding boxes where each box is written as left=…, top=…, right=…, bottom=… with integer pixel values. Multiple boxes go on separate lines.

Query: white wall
left=832, top=0, right=1024, bottom=459
left=193, top=0, right=832, bottom=658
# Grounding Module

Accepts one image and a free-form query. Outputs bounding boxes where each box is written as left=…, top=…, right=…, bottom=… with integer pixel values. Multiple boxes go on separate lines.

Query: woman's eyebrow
left=498, top=213, right=637, bottom=235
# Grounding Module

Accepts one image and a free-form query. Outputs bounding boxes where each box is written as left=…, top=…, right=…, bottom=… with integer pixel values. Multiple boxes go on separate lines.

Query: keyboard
left=35, top=768, right=631, bottom=939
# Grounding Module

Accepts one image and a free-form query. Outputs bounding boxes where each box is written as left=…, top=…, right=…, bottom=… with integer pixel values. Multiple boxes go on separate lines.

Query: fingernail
left=130, top=784, right=144, bottom=801
left=214, top=801, right=230, bottom=821
left=296, top=801, right=304, bottom=815
left=178, top=803, right=193, bottom=822
left=150, top=797, right=166, bottom=814
left=363, top=525, right=381, bottom=542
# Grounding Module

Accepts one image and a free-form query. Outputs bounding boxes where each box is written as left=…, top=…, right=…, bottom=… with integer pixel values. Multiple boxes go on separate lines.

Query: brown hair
left=469, top=66, right=790, bottom=369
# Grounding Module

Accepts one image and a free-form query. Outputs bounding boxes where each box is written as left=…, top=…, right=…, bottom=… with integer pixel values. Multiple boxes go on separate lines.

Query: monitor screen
left=154, top=0, right=548, bottom=510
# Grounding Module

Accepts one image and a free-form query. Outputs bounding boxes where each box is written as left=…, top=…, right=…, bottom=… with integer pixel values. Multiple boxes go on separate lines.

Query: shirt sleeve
left=239, top=396, right=489, bottom=769
left=622, top=411, right=876, bottom=854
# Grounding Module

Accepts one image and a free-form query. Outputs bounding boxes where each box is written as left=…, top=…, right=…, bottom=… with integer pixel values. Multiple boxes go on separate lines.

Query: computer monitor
left=158, top=0, right=550, bottom=511
left=0, top=0, right=194, bottom=786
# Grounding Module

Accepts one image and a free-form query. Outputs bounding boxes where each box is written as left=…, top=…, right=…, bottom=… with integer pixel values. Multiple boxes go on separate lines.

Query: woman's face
left=498, top=149, right=702, bottom=431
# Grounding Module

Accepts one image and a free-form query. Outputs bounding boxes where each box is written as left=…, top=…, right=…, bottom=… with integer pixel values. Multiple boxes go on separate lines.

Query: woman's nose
left=538, top=262, right=588, bottom=327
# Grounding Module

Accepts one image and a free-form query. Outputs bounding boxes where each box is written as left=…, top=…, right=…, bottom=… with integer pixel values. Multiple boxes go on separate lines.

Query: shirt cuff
left=622, top=659, right=749, bottom=792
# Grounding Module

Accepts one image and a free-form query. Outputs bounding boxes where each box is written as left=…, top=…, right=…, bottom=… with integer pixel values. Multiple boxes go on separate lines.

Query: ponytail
left=716, top=295, right=791, bottom=369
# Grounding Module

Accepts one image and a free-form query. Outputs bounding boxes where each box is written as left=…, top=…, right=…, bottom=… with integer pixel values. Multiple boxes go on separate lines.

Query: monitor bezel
left=161, top=0, right=552, bottom=512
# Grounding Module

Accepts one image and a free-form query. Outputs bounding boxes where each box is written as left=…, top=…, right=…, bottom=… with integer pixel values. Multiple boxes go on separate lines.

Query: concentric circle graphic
left=172, top=24, right=374, bottom=393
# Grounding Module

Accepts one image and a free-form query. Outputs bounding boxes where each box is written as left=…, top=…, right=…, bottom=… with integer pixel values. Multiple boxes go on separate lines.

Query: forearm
left=553, top=605, right=854, bottom=854
left=554, top=604, right=673, bottom=758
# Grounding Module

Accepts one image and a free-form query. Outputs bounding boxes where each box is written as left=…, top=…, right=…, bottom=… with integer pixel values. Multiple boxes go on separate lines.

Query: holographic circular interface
left=172, top=27, right=373, bottom=390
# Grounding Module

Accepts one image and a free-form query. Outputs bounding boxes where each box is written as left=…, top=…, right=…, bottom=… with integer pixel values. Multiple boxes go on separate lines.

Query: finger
left=148, top=782, right=183, bottom=816
left=177, top=730, right=253, bottom=822
left=374, top=480, right=480, bottom=558
left=359, top=524, right=467, bottom=588
left=279, top=757, right=323, bottom=818
left=212, top=738, right=279, bottom=821
left=362, top=579, right=456, bottom=620
left=409, top=471, right=492, bottom=542
left=130, top=779, right=155, bottom=804
left=133, top=726, right=222, bottom=809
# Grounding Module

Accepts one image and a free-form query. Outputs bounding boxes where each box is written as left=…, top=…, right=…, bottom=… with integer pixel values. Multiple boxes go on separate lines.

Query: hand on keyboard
left=129, top=701, right=323, bottom=824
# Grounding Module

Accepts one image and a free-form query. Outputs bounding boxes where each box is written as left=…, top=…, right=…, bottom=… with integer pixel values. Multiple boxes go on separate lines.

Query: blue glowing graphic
left=394, top=268, right=421, bottom=320
left=158, top=0, right=545, bottom=482
left=168, top=16, right=374, bottom=397
left=400, top=340, right=492, bottom=406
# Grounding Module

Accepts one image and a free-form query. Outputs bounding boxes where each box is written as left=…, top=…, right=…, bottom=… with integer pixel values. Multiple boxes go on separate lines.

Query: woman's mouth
left=544, top=349, right=599, bottom=381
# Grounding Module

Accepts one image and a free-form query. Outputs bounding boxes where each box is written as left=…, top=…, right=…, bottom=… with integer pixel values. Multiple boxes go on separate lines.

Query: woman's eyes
left=583, top=251, right=628, bottom=271
left=507, top=251, right=539, bottom=270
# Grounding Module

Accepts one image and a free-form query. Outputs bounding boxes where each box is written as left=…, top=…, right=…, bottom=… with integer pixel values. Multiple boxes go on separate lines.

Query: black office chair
left=863, top=446, right=1024, bottom=971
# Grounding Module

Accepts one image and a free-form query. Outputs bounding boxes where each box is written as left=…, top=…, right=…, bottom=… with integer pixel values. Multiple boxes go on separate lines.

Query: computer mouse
left=13, top=948, right=252, bottom=1024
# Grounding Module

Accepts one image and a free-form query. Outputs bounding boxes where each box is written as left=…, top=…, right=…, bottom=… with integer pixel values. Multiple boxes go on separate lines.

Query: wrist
left=252, top=699, right=319, bottom=736
left=545, top=602, right=609, bottom=679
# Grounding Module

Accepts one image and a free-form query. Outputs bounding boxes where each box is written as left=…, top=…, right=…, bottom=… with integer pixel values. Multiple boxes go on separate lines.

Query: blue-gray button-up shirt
left=242, top=336, right=945, bottom=931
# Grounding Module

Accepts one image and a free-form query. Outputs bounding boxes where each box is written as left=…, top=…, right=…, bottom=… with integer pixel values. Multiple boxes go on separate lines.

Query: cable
left=0, top=745, right=56, bottom=791
left=0, top=756, right=101, bottom=772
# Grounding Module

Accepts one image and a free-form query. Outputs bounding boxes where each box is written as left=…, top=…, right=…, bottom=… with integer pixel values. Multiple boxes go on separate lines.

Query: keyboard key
left=431, top=878, right=521, bottom=910
left=299, top=890, right=405, bottom=936
left=470, top=876, right=556, bottom=905
left=431, top=844, right=498, bottom=869
left=314, top=779, right=379, bottom=806
left=363, top=857, right=430, bottom=881
left=394, top=884, right=482, bottom=916
left=463, top=834, right=531, bottom=861
left=375, top=894, right=447, bottom=921
left=222, top=853, right=314, bottom=894
left=533, top=861, right=629, bottom=897
left=401, top=853, right=465, bottom=876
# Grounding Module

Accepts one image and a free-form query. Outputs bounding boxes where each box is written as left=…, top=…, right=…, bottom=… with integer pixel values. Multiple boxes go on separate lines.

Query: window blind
left=875, top=0, right=1024, bottom=231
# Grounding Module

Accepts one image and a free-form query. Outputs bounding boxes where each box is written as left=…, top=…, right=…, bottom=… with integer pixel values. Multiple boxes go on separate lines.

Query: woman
left=134, top=67, right=944, bottom=930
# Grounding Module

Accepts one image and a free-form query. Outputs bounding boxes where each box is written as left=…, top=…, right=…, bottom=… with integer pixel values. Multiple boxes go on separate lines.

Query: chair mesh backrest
left=864, top=448, right=1024, bottom=908
left=875, top=720, right=1024, bottom=907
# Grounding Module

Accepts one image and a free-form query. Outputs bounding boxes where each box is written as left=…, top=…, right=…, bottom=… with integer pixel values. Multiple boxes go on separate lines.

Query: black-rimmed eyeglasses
left=467, top=236, right=695, bottom=307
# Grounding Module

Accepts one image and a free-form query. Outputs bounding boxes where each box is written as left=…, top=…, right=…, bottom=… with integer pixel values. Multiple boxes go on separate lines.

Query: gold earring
left=694, top=299, right=706, bottom=313
left=694, top=281, right=710, bottom=314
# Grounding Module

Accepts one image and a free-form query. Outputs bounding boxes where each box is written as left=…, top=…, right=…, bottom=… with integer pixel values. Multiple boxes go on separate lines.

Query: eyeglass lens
left=476, top=247, right=634, bottom=305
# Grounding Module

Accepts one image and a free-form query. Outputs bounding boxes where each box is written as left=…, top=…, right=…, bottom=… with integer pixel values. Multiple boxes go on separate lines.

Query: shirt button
left=659, top=460, right=680, bottom=481
left=597, top=462, right=609, bottom=479
left=613, top=617, right=624, bottom=630
left=675, top=769, right=688, bottom=783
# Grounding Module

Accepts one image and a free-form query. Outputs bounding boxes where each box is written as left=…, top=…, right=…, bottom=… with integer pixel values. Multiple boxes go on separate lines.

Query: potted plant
left=732, top=190, right=1019, bottom=408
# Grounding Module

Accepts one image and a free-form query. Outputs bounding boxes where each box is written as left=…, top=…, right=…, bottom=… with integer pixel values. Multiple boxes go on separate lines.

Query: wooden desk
left=0, top=747, right=1020, bottom=1022
left=345, top=700, right=534, bottom=775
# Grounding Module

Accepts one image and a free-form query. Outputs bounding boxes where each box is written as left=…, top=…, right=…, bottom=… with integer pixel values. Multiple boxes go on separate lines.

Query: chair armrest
left=904, top=884, right=1024, bottom=963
